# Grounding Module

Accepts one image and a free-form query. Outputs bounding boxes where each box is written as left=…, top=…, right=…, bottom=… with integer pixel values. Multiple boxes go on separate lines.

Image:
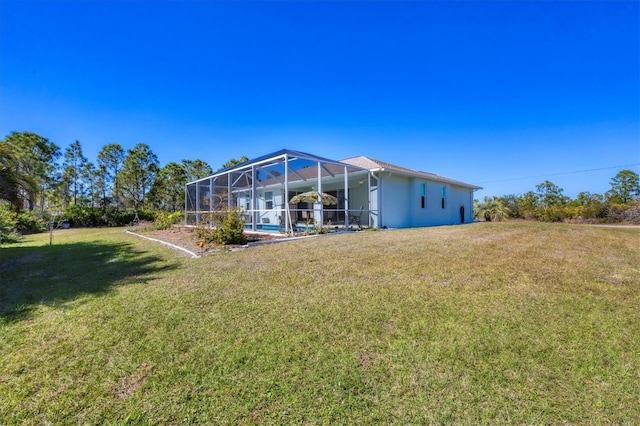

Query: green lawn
left=1, top=223, right=639, bottom=424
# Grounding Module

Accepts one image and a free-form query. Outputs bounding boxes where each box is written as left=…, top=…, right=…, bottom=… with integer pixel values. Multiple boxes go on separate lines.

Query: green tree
left=118, top=144, right=159, bottom=219
left=97, top=143, right=125, bottom=208
left=222, top=155, right=248, bottom=169
left=497, top=194, right=522, bottom=219
left=1, top=132, right=60, bottom=211
left=535, top=181, right=568, bottom=209
left=182, top=159, right=213, bottom=182
left=150, top=162, right=187, bottom=212
left=79, top=162, right=98, bottom=207
left=569, top=192, right=605, bottom=220
left=608, top=170, right=640, bottom=204
left=94, top=164, right=109, bottom=209
left=534, top=181, right=569, bottom=222
left=0, top=142, right=36, bottom=208
left=62, top=141, right=88, bottom=206
left=520, top=191, right=538, bottom=219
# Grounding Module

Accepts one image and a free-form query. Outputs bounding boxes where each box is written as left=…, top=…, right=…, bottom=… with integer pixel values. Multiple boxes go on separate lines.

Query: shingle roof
left=341, top=156, right=482, bottom=190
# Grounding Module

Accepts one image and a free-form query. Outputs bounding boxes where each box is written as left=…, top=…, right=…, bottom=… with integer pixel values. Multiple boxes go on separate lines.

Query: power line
left=477, top=164, right=640, bottom=184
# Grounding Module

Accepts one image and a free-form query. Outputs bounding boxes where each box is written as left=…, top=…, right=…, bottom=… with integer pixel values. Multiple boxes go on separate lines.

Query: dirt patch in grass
left=114, top=364, right=152, bottom=400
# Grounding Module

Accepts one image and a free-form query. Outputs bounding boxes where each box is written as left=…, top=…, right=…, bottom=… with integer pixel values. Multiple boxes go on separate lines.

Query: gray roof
left=188, top=149, right=481, bottom=190
left=341, top=156, right=482, bottom=190
left=188, top=148, right=370, bottom=185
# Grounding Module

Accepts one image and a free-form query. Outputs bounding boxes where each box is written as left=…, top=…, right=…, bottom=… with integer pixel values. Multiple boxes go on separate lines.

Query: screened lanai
left=185, top=149, right=377, bottom=233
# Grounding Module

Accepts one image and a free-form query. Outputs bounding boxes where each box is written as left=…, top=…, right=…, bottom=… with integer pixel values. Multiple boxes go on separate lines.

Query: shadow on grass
left=0, top=240, right=179, bottom=323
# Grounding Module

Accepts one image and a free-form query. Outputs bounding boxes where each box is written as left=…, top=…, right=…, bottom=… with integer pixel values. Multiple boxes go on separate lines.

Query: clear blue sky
left=1, top=0, right=638, bottom=199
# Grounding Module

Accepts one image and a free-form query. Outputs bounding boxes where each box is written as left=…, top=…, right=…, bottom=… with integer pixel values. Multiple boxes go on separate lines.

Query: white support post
left=195, top=180, right=200, bottom=226
left=344, top=166, right=349, bottom=228
left=284, top=154, right=290, bottom=233
left=316, top=161, right=323, bottom=226
left=251, top=165, right=257, bottom=231
left=210, top=177, right=214, bottom=216
left=227, top=173, right=232, bottom=211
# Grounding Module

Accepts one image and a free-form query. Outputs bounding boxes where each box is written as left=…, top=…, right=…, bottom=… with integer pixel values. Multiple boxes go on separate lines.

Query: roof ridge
left=341, top=155, right=481, bottom=189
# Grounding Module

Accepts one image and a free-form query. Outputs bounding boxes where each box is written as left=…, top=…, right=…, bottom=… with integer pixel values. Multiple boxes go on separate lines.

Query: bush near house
left=195, top=208, right=246, bottom=245
left=154, top=211, right=184, bottom=230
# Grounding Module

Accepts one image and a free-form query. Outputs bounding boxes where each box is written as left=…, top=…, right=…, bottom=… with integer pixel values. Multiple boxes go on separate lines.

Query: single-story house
left=185, top=149, right=481, bottom=231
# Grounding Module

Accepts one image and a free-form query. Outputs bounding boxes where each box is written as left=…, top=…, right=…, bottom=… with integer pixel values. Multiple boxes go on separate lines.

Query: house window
left=420, top=183, right=426, bottom=209
left=441, top=186, right=446, bottom=209
left=265, top=191, right=273, bottom=209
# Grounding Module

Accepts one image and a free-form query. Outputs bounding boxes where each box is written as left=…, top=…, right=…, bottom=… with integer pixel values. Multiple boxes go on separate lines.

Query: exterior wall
left=378, top=173, right=476, bottom=228
left=255, top=189, right=284, bottom=225
left=448, top=184, right=474, bottom=224
left=379, top=174, right=411, bottom=228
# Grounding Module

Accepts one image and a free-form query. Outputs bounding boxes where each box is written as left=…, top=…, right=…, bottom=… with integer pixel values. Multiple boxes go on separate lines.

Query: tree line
left=474, top=171, right=640, bottom=223
left=1, top=131, right=220, bottom=238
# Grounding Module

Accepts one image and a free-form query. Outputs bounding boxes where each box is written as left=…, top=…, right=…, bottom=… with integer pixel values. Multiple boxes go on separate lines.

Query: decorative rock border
left=125, top=230, right=200, bottom=258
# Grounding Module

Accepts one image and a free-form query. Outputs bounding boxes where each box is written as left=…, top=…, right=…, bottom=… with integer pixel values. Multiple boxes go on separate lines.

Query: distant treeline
left=474, top=173, right=640, bottom=224
left=0, top=131, right=241, bottom=240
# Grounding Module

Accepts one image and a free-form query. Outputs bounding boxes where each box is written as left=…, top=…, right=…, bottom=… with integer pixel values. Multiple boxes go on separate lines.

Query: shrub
left=194, top=209, right=246, bottom=246
left=194, top=224, right=217, bottom=245
left=0, top=208, right=21, bottom=243
left=101, top=208, right=157, bottom=227
left=103, top=209, right=136, bottom=226
left=581, top=201, right=606, bottom=220
left=155, top=211, right=184, bottom=230
left=64, top=205, right=101, bottom=227
left=535, top=206, right=567, bottom=222
left=624, top=200, right=640, bottom=224
left=15, top=211, right=47, bottom=233
left=217, top=208, right=246, bottom=245
left=605, top=203, right=629, bottom=223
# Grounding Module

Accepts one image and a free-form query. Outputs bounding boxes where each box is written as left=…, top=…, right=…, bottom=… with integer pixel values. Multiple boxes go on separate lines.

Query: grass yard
left=1, top=222, right=639, bottom=424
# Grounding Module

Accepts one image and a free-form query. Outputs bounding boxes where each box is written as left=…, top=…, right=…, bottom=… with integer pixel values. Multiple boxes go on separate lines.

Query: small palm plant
left=474, top=196, right=511, bottom=222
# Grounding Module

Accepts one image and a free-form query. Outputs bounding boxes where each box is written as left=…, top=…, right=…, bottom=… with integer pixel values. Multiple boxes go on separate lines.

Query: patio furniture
left=349, top=206, right=363, bottom=229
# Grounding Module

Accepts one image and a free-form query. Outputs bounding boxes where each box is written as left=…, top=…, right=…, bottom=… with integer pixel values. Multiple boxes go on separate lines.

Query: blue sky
left=1, top=0, right=638, bottom=199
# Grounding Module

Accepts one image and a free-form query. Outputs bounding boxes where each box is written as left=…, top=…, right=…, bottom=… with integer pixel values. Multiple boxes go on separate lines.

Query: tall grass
left=1, top=223, right=638, bottom=424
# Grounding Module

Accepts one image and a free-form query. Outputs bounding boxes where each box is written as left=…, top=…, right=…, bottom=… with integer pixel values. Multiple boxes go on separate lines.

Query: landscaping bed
left=138, top=226, right=284, bottom=255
